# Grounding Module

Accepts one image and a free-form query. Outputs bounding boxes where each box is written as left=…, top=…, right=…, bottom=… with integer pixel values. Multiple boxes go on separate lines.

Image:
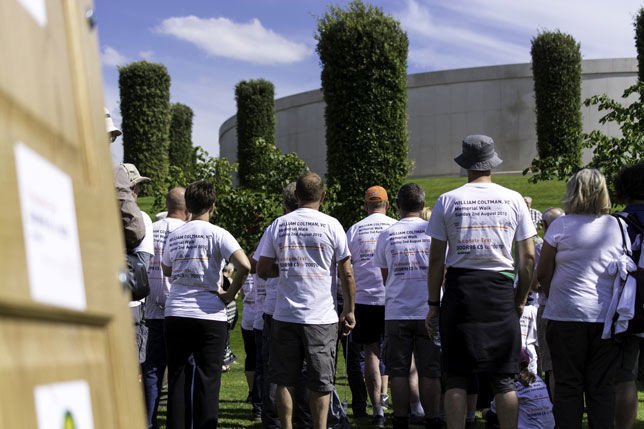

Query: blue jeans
left=142, top=319, right=166, bottom=429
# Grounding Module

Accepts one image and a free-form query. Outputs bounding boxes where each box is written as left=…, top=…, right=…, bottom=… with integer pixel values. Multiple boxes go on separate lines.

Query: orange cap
left=364, top=186, right=388, bottom=203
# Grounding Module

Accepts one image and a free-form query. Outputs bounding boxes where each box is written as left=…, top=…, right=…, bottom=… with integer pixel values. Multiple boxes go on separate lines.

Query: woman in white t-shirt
left=537, top=169, right=622, bottom=429
left=161, top=180, right=251, bottom=429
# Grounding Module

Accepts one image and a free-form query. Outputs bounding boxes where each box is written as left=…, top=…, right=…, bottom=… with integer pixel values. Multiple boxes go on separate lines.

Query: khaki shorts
left=268, top=320, right=338, bottom=393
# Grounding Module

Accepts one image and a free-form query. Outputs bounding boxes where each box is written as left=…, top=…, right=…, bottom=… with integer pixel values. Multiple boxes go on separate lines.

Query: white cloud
left=156, top=15, right=312, bottom=65
left=139, top=50, right=154, bottom=60
left=101, top=45, right=129, bottom=67
left=396, top=0, right=640, bottom=70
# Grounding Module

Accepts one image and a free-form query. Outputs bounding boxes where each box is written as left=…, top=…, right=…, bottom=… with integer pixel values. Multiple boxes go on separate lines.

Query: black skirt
left=439, top=267, right=521, bottom=375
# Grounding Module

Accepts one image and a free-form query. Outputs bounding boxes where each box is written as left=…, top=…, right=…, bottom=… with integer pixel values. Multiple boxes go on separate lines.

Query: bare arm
left=217, top=249, right=251, bottom=304
left=515, top=238, right=536, bottom=315
left=338, top=256, right=356, bottom=335
left=536, top=242, right=556, bottom=297
left=162, top=263, right=172, bottom=277
left=426, top=239, right=447, bottom=335
left=256, top=256, right=279, bottom=280
left=380, top=268, right=388, bottom=285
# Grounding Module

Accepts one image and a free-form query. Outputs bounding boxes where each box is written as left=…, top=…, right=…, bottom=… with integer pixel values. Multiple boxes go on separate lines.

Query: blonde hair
left=563, top=168, right=611, bottom=215
left=421, top=207, right=432, bottom=221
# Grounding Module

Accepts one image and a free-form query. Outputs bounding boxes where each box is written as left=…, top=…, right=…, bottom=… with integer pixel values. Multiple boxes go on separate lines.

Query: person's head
left=166, top=187, right=188, bottom=220
left=614, top=162, right=644, bottom=204
left=454, top=134, right=503, bottom=172
left=523, top=196, right=533, bottom=208
left=563, top=168, right=611, bottom=215
left=364, top=186, right=389, bottom=214
left=541, top=207, right=565, bottom=231
left=185, top=180, right=216, bottom=216
left=104, top=107, right=122, bottom=143
left=396, top=183, right=425, bottom=215
left=283, top=182, right=298, bottom=213
left=295, top=172, right=325, bottom=206
left=122, top=163, right=150, bottom=198
left=518, top=348, right=536, bottom=387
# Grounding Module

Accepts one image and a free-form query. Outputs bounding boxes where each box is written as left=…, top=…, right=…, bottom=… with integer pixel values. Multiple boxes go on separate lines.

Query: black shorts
left=440, top=268, right=520, bottom=387
left=384, top=319, right=441, bottom=378
left=268, top=320, right=337, bottom=393
left=352, top=304, right=385, bottom=345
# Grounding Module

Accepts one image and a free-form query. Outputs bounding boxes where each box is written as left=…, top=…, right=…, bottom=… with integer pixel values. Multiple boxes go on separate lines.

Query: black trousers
left=546, top=321, right=619, bottom=429
left=164, top=316, right=228, bottom=429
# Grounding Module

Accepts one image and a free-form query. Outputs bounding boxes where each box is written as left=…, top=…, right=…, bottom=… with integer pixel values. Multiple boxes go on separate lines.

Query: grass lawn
left=147, top=175, right=637, bottom=428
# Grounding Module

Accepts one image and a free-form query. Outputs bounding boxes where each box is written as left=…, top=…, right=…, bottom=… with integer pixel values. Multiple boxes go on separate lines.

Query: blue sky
left=96, top=0, right=643, bottom=161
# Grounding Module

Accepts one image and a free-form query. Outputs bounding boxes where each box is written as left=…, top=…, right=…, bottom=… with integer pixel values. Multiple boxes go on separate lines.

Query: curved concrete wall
left=219, top=58, right=636, bottom=178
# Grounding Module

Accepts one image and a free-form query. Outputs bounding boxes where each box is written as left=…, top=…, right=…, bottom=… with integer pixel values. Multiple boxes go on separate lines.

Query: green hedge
left=119, top=61, right=171, bottom=195
left=316, top=0, right=409, bottom=228
left=636, top=8, right=644, bottom=83
left=529, top=31, right=582, bottom=181
left=235, top=79, right=276, bottom=189
left=168, top=103, right=194, bottom=173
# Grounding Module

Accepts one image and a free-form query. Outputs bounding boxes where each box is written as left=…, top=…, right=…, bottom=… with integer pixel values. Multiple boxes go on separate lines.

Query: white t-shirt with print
left=373, top=217, right=431, bottom=320
left=241, top=274, right=257, bottom=331
left=520, top=305, right=538, bottom=374
left=491, top=376, right=554, bottom=429
left=252, top=276, right=266, bottom=330
left=542, top=214, right=623, bottom=323
left=347, top=213, right=397, bottom=306
left=427, top=182, right=536, bottom=271
left=145, top=217, right=186, bottom=319
left=162, top=220, right=241, bottom=321
left=254, top=230, right=278, bottom=317
left=260, top=208, right=350, bottom=325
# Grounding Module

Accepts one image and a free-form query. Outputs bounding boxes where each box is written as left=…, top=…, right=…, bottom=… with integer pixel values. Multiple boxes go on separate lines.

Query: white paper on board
left=17, top=0, right=47, bottom=27
left=34, top=380, right=94, bottom=429
left=14, top=142, right=86, bottom=310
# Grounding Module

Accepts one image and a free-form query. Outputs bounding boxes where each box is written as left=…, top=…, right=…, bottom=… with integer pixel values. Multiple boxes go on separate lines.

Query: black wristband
left=427, top=300, right=440, bottom=306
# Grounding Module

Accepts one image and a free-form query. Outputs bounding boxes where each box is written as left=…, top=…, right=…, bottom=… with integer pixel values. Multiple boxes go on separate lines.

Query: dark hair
left=185, top=180, right=216, bottom=215
left=518, top=361, right=536, bottom=387
left=614, top=162, right=644, bottom=203
left=366, top=201, right=387, bottom=210
left=397, top=183, right=425, bottom=213
left=295, top=172, right=324, bottom=204
left=283, top=182, right=298, bottom=212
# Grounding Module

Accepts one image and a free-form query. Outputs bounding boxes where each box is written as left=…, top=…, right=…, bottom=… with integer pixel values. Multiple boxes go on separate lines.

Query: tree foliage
left=235, top=79, right=276, bottom=190
left=316, top=0, right=410, bottom=228
left=581, top=83, right=644, bottom=196
left=636, top=8, right=644, bottom=83
left=526, top=31, right=582, bottom=182
left=168, top=103, right=194, bottom=173
left=154, top=139, right=308, bottom=252
left=119, top=61, right=171, bottom=195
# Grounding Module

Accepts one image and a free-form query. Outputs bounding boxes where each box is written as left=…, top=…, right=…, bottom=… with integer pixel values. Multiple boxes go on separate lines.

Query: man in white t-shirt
left=161, top=180, right=251, bottom=427
left=426, top=135, right=536, bottom=429
left=257, top=172, right=356, bottom=429
left=346, top=185, right=396, bottom=425
left=141, top=187, right=188, bottom=429
left=123, top=163, right=154, bottom=366
left=373, top=183, right=442, bottom=429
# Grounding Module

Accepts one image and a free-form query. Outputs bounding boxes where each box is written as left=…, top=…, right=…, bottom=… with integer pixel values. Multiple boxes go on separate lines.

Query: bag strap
left=612, top=213, right=630, bottom=256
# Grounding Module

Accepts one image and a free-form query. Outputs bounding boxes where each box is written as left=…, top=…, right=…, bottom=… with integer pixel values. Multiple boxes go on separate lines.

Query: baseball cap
left=364, top=186, right=388, bottom=203
left=122, top=163, right=151, bottom=187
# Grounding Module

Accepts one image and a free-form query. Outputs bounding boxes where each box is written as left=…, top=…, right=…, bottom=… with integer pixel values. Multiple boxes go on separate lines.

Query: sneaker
left=381, top=393, right=390, bottom=409
left=252, top=410, right=262, bottom=423
left=371, top=415, right=386, bottom=428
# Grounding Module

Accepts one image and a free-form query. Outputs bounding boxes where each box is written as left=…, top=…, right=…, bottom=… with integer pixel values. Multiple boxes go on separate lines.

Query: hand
left=515, top=303, right=525, bottom=317
left=215, top=289, right=236, bottom=305
left=425, top=306, right=439, bottom=337
left=339, top=310, right=355, bottom=337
